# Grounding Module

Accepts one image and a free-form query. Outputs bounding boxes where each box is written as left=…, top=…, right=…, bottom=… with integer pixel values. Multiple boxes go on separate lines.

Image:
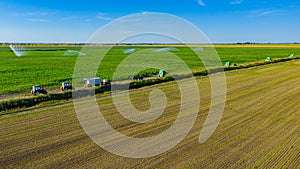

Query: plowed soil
left=1, top=60, right=299, bottom=168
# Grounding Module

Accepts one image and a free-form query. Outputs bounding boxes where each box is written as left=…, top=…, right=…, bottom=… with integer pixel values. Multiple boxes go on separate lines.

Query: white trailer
left=84, top=77, right=101, bottom=87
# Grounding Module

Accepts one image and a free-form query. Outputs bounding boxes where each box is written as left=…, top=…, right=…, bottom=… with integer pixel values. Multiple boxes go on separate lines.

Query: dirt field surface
left=1, top=60, right=299, bottom=168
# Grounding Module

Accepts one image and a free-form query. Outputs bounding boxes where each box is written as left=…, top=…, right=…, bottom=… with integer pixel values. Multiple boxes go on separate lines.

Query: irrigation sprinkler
left=63, top=50, right=86, bottom=56
left=9, top=44, right=26, bottom=57
left=154, top=47, right=178, bottom=52
left=124, top=48, right=136, bottom=54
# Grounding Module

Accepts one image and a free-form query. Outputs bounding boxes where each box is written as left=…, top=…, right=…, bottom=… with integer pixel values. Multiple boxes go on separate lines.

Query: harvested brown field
left=0, top=60, right=299, bottom=168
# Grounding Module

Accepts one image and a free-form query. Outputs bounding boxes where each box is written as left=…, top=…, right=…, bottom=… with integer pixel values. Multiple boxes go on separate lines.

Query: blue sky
left=0, top=0, right=299, bottom=43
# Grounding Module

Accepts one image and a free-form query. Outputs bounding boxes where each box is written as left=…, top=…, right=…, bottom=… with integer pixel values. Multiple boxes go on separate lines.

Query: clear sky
left=1, top=0, right=299, bottom=43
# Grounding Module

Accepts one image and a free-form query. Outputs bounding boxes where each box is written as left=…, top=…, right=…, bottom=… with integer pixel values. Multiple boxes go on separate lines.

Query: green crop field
left=1, top=59, right=299, bottom=168
left=0, top=44, right=299, bottom=94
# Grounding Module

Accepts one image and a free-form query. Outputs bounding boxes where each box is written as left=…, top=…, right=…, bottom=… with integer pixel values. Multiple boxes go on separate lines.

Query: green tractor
left=158, top=69, right=166, bottom=77
left=265, top=57, right=272, bottom=62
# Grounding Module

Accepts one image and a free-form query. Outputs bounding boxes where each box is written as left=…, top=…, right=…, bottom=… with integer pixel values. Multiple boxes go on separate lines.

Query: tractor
left=61, top=82, right=75, bottom=92
left=129, top=75, right=144, bottom=80
left=31, top=85, right=47, bottom=95
left=158, top=69, right=166, bottom=77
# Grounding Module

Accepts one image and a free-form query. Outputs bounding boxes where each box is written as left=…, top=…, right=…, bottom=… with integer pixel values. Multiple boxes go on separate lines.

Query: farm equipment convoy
left=31, top=85, right=48, bottom=95
left=28, top=73, right=165, bottom=97
left=30, top=78, right=110, bottom=96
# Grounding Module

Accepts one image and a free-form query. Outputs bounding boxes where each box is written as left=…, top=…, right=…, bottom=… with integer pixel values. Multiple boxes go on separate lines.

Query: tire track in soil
left=1, top=60, right=300, bottom=168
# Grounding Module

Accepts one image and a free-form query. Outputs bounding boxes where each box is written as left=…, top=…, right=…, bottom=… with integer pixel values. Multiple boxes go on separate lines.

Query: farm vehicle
left=61, top=82, right=75, bottom=92
left=158, top=69, right=166, bottom=77
left=128, top=75, right=144, bottom=80
left=84, top=77, right=101, bottom=87
left=31, top=85, right=48, bottom=95
left=84, top=77, right=111, bottom=88
left=101, top=79, right=111, bottom=87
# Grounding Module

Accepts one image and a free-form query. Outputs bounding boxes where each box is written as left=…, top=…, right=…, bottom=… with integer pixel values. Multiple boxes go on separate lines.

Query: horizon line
left=2, top=42, right=300, bottom=45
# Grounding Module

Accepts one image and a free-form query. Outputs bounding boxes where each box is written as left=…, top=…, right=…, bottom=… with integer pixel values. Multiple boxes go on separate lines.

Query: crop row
left=0, top=45, right=299, bottom=94
left=1, top=56, right=299, bottom=113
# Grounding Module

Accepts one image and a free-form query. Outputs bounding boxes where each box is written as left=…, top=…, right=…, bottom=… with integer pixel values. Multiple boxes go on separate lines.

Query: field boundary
left=1, top=56, right=299, bottom=113
left=2, top=43, right=300, bottom=48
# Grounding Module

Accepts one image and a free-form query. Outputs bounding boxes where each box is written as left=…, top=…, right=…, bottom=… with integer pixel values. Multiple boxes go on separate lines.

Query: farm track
left=1, top=60, right=300, bottom=168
